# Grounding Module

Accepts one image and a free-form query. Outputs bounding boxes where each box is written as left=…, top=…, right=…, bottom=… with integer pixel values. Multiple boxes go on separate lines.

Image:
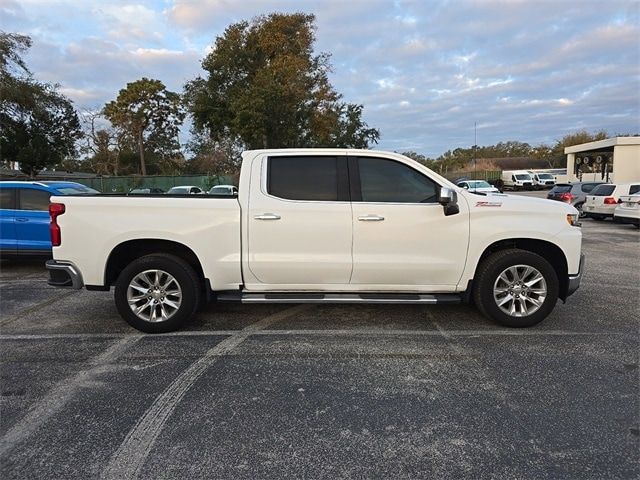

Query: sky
left=1, top=0, right=639, bottom=157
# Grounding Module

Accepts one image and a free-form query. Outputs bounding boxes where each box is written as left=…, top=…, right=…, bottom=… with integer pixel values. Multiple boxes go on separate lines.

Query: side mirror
left=439, top=187, right=459, bottom=216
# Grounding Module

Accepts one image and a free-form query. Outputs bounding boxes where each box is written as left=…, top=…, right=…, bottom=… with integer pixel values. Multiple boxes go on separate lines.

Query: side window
left=0, top=189, right=16, bottom=209
left=629, top=185, right=640, bottom=195
left=19, top=189, right=51, bottom=211
left=268, top=156, right=342, bottom=201
left=357, top=157, right=438, bottom=203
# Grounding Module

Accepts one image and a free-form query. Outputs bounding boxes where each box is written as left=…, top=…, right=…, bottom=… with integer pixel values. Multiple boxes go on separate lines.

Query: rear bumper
left=46, top=260, right=84, bottom=289
left=566, top=254, right=585, bottom=298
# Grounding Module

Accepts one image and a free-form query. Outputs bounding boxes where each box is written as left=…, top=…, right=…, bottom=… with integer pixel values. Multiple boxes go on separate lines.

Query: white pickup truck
left=46, top=149, right=584, bottom=333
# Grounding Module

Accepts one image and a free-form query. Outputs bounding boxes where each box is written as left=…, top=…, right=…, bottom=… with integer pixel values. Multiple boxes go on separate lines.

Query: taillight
left=603, top=197, right=617, bottom=205
left=559, top=192, right=573, bottom=202
left=49, top=203, right=65, bottom=247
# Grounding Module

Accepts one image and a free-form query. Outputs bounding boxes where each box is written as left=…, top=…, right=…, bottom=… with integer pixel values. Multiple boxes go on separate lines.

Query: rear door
left=247, top=155, right=353, bottom=286
left=15, top=187, right=52, bottom=254
left=349, top=155, right=469, bottom=288
left=0, top=188, right=18, bottom=256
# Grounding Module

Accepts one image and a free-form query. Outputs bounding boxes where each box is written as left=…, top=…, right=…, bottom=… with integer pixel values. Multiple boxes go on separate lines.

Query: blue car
left=0, top=181, right=99, bottom=257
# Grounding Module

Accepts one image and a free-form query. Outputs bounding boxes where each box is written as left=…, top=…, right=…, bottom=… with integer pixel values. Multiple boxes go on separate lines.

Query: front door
left=350, top=156, right=469, bottom=289
left=247, top=155, right=353, bottom=286
left=15, top=188, right=52, bottom=254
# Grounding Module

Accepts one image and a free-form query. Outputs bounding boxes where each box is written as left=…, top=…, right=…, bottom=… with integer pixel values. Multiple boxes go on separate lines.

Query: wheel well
left=477, top=238, right=569, bottom=301
left=105, top=239, right=205, bottom=287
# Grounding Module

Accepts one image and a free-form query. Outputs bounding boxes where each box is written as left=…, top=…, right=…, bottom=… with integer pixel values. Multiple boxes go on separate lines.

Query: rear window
left=56, top=186, right=99, bottom=195
left=629, top=185, right=640, bottom=195
left=551, top=185, right=571, bottom=193
left=268, top=156, right=340, bottom=201
left=591, top=184, right=615, bottom=196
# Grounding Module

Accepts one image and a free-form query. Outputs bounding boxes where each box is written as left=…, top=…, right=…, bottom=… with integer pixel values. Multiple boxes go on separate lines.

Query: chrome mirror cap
left=439, top=187, right=457, bottom=205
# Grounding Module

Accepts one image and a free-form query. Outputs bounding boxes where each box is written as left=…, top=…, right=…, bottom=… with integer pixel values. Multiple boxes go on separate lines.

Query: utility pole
left=474, top=121, right=477, bottom=179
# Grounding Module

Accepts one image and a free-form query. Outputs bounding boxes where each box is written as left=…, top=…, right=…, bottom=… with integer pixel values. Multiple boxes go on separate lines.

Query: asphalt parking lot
left=1, top=199, right=638, bottom=479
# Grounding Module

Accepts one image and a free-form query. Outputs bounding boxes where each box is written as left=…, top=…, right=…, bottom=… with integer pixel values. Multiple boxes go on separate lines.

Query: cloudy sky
left=2, top=0, right=639, bottom=157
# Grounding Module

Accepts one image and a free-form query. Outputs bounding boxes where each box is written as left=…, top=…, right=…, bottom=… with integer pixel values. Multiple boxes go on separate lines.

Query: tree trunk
left=138, top=130, right=147, bottom=176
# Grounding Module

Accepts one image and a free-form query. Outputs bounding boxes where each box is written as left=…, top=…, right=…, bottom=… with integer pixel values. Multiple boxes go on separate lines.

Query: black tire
left=575, top=202, right=586, bottom=218
left=592, top=215, right=605, bottom=221
left=472, top=249, right=559, bottom=328
left=114, top=254, right=201, bottom=333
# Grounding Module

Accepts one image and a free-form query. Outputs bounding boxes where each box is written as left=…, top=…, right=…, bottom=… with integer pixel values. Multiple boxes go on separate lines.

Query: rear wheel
left=473, top=249, right=559, bottom=328
left=114, top=254, right=201, bottom=333
left=575, top=202, right=586, bottom=218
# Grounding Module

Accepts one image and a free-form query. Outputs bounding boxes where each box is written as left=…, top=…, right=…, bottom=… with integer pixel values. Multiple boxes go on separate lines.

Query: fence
left=2, top=174, right=236, bottom=193
left=443, top=170, right=502, bottom=182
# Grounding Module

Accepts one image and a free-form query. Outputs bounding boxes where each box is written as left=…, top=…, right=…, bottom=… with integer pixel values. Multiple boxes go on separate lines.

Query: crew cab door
left=0, top=188, right=17, bottom=256
left=349, top=155, right=469, bottom=289
left=15, top=188, right=52, bottom=254
left=246, top=155, right=352, bottom=286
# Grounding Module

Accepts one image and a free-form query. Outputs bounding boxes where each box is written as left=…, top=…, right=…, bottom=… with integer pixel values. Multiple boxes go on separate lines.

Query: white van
left=528, top=171, right=556, bottom=189
left=501, top=170, right=534, bottom=190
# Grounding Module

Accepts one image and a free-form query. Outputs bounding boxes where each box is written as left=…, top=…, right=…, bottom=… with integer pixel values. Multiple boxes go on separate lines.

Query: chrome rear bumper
left=46, top=260, right=84, bottom=289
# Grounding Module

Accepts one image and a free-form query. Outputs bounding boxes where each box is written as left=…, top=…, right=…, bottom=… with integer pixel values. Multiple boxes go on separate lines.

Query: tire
left=574, top=202, right=586, bottom=218
left=472, top=249, right=559, bottom=328
left=114, top=254, right=201, bottom=333
left=592, top=215, right=605, bottom=221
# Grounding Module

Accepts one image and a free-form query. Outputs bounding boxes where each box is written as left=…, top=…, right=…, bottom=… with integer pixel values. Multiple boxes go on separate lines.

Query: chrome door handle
left=15, top=218, right=28, bottom=222
left=254, top=213, right=281, bottom=220
left=358, top=215, right=385, bottom=221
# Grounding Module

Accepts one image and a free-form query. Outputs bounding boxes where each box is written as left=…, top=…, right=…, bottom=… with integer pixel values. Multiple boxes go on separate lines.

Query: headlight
left=566, top=213, right=580, bottom=226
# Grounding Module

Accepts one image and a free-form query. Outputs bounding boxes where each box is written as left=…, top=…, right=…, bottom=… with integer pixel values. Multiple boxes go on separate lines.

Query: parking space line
left=0, top=335, right=142, bottom=458
left=0, top=329, right=630, bottom=341
left=100, top=304, right=314, bottom=480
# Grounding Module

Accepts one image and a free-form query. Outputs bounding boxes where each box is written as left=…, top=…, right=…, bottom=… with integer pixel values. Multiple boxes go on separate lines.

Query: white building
left=564, top=136, right=640, bottom=183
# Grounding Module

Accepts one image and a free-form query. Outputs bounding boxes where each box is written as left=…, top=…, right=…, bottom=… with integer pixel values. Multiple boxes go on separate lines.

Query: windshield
left=515, top=174, right=532, bottom=181
left=467, top=181, right=492, bottom=188
left=168, top=187, right=189, bottom=194
left=537, top=174, right=554, bottom=179
left=55, top=186, right=100, bottom=195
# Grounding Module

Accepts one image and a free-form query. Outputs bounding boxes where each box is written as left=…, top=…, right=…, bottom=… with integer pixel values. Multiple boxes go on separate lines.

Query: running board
left=216, top=292, right=462, bottom=305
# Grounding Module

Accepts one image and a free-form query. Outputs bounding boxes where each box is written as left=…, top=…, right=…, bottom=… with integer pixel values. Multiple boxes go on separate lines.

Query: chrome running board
left=216, top=292, right=462, bottom=304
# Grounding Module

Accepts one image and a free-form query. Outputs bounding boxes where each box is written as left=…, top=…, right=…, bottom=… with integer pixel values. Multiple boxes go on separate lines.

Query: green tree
left=0, top=32, right=81, bottom=176
left=185, top=13, right=379, bottom=150
left=104, top=78, right=185, bottom=175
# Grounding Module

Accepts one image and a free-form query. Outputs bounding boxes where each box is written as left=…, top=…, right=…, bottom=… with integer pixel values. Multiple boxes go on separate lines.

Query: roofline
left=564, top=136, right=640, bottom=154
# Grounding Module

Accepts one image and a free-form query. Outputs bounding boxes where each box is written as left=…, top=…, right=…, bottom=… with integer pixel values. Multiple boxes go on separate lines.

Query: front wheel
left=114, top=254, right=201, bottom=333
left=473, top=249, right=559, bottom=328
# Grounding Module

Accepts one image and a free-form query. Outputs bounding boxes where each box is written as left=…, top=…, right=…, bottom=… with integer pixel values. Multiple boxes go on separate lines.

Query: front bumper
left=566, top=254, right=585, bottom=298
left=46, top=260, right=84, bottom=289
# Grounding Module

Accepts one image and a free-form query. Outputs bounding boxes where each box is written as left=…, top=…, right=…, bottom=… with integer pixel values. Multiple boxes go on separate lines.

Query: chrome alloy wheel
left=127, top=269, right=182, bottom=323
left=493, top=264, right=547, bottom=317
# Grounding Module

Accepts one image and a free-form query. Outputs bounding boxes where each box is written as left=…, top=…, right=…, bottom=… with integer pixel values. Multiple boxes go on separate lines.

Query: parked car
left=0, top=181, right=99, bottom=257
left=584, top=183, right=640, bottom=220
left=614, top=194, right=640, bottom=228
left=501, top=170, right=534, bottom=190
left=167, top=186, right=205, bottom=195
left=46, top=149, right=583, bottom=333
left=455, top=180, right=500, bottom=194
left=547, top=182, right=605, bottom=217
left=129, top=187, right=165, bottom=194
left=208, top=185, right=238, bottom=196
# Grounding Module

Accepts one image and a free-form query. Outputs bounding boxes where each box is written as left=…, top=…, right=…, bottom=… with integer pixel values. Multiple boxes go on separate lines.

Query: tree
left=185, top=13, right=379, bottom=150
left=0, top=32, right=81, bottom=176
left=104, top=78, right=185, bottom=175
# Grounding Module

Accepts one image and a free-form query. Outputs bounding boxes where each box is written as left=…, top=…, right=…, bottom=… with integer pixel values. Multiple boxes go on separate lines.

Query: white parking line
left=0, top=335, right=142, bottom=458
left=99, top=304, right=314, bottom=480
left=0, top=329, right=629, bottom=341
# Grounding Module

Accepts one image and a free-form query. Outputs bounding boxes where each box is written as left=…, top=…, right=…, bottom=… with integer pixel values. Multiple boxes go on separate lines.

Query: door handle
left=358, top=215, right=385, bottom=221
left=15, top=218, right=28, bottom=223
left=254, top=213, right=281, bottom=220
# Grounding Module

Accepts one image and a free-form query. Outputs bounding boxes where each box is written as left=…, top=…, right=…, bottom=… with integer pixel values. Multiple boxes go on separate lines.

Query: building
left=564, top=136, right=640, bottom=183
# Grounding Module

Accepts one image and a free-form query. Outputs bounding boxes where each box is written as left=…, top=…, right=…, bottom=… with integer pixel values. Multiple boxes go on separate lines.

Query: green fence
left=21, top=174, right=236, bottom=193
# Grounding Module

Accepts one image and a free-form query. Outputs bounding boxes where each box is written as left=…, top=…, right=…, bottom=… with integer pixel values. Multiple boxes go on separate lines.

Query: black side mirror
left=439, top=187, right=459, bottom=216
